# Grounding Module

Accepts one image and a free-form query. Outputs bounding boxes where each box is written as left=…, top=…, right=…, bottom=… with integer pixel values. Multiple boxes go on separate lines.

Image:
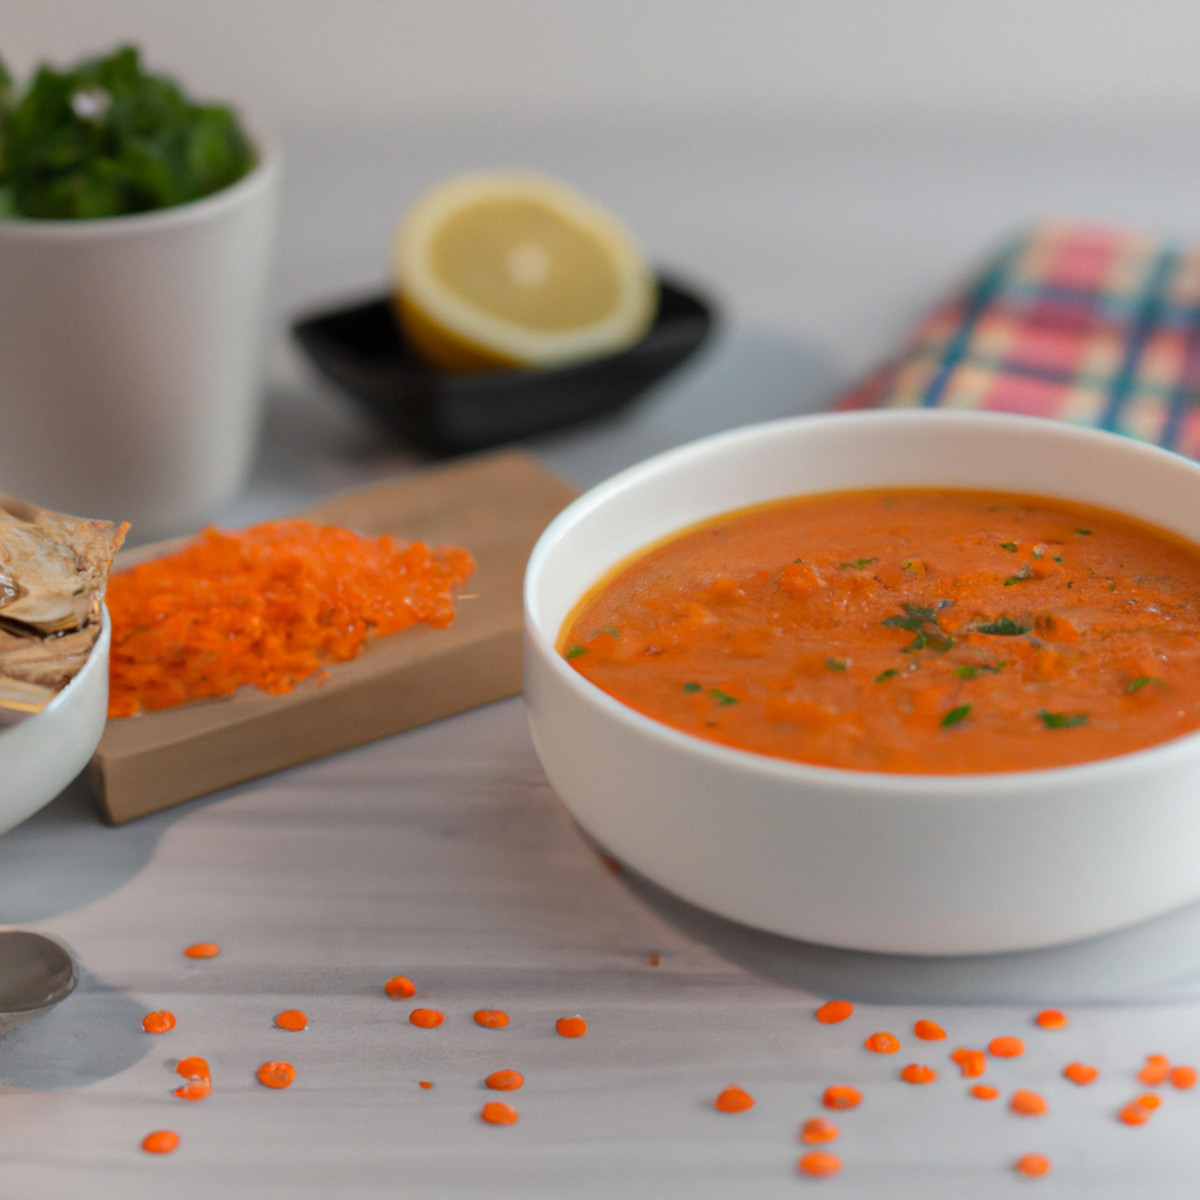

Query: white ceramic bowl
left=2, top=612, right=110, bottom=837
left=524, top=411, right=1200, bottom=955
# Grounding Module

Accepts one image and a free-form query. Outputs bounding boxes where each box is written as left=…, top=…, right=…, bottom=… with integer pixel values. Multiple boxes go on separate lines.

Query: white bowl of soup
left=524, top=410, right=1200, bottom=955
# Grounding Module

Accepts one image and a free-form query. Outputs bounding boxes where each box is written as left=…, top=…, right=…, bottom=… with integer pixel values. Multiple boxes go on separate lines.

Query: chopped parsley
left=1000, top=541, right=1019, bottom=552
left=976, top=617, right=1031, bottom=636
left=565, top=644, right=587, bottom=659
left=881, top=602, right=955, bottom=653
left=825, top=657, right=847, bottom=671
left=600, top=625, right=620, bottom=638
left=682, top=681, right=702, bottom=693
left=1003, top=565, right=1033, bottom=586
left=709, top=688, right=739, bottom=706
left=940, top=704, right=972, bottom=728
left=874, top=668, right=900, bottom=683
left=1038, top=710, right=1088, bottom=729
left=957, top=661, right=1005, bottom=679
left=1075, top=528, right=1092, bottom=536
left=838, top=557, right=879, bottom=570
left=1127, top=676, right=1164, bottom=693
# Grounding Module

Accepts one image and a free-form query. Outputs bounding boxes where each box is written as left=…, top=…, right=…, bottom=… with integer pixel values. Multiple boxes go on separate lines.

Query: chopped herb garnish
left=1075, top=528, right=1092, bottom=536
left=956, top=661, right=1005, bottom=679
left=1053, top=556, right=1064, bottom=564
left=709, top=688, right=739, bottom=706
left=1003, top=565, right=1033, bottom=586
left=682, top=681, right=702, bottom=693
left=838, top=557, right=879, bottom=570
left=940, top=704, right=972, bottom=728
left=976, top=617, right=1031, bottom=636
left=565, top=645, right=587, bottom=659
left=601, top=625, right=620, bottom=638
left=1038, top=710, right=1088, bottom=729
left=826, top=657, right=847, bottom=671
left=874, top=669, right=900, bottom=683
left=881, top=602, right=955, bottom=653
left=1127, top=676, right=1164, bottom=693
left=1000, top=541, right=1018, bottom=552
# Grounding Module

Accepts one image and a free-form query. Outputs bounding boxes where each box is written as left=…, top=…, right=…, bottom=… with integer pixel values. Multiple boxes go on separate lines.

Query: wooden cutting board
left=88, top=449, right=578, bottom=823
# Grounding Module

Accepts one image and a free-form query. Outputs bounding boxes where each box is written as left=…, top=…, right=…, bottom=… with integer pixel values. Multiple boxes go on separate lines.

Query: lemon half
left=393, top=171, right=657, bottom=373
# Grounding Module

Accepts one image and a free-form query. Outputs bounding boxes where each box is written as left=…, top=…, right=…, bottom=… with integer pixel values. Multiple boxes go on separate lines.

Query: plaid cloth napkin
left=835, top=222, right=1200, bottom=458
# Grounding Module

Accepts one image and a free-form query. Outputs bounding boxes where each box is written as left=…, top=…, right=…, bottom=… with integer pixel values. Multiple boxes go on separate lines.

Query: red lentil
left=384, top=976, right=416, bottom=1000
left=555, top=1015, right=588, bottom=1038
left=1120, top=1101, right=1154, bottom=1126
left=1064, top=1062, right=1098, bottom=1086
left=1015, top=1153, right=1051, bottom=1178
left=176, top=1056, right=210, bottom=1082
left=951, top=1048, right=987, bottom=1079
left=1034, top=1009, right=1068, bottom=1030
left=1138, top=1054, right=1170, bottom=1085
left=822, top=1086, right=862, bottom=1111
left=900, top=1064, right=937, bottom=1085
left=141, top=1130, right=180, bottom=1155
left=481, top=1101, right=519, bottom=1126
left=815, top=1000, right=854, bottom=1024
left=173, top=1079, right=211, bottom=1102
left=971, top=1085, right=1000, bottom=1101
left=1010, top=1090, right=1048, bottom=1116
left=474, top=1009, right=510, bottom=1029
left=913, top=1019, right=946, bottom=1041
left=799, top=1117, right=839, bottom=1144
left=486, top=1070, right=524, bottom=1092
left=989, top=1036, right=1025, bottom=1058
left=864, top=1031, right=900, bottom=1055
left=419, top=1080, right=433, bottom=1089
left=274, top=1009, right=308, bottom=1031
left=798, top=1152, right=842, bottom=1178
left=1170, top=1064, right=1198, bottom=1089
left=142, top=1010, right=176, bottom=1034
left=183, top=942, right=220, bottom=960
left=410, top=1008, right=444, bottom=1029
left=714, top=1085, right=755, bottom=1113
left=256, top=1061, right=296, bottom=1089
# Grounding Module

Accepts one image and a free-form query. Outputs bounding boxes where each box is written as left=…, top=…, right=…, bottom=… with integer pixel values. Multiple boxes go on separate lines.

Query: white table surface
left=6, top=113, right=1200, bottom=1199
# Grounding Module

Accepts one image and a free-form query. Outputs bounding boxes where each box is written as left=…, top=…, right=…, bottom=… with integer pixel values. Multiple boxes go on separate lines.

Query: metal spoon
left=0, top=931, right=78, bottom=1037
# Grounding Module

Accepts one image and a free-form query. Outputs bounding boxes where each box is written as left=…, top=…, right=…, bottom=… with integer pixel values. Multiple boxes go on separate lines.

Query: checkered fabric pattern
left=835, top=223, right=1200, bottom=458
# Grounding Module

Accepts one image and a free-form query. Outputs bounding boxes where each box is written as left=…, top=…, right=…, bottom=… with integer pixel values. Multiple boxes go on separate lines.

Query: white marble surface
left=6, top=116, right=1200, bottom=1197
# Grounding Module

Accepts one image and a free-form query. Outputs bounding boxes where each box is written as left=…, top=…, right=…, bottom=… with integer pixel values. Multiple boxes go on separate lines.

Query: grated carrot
left=106, top=520, right=474, bottom=717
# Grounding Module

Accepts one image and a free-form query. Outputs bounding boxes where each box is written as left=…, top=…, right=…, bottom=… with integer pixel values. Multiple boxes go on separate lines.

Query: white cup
left=0, top=140, right=281, bottom=541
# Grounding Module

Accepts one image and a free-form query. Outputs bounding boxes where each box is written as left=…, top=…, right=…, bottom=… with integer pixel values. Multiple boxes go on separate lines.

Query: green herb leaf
left=838, top=557, right=879, bottom=570
left=940, top=704, right=972, bottom=728
left=957, top=661, right=1005, bottom=679
left=601, top=625, right=620, bottom=638
left=1075, top=528, right=1092, bottom=536
left=874, top=668, right=900, bottom=683
left=825, top=657, right=847, bottom=671
left=976, top=617, right=1031, bottom=636
left=682, top=681, right=702, bottom=693
left=709, top=688, right=739, bottom=706
left=1000, top=541, right=1018, bottom=552
left=1038, top=709, right=1088, bottom=729
left=1126, top=676, right=1164, bottom=693
left=565, top=645, right=587, bottom=660
left=1003, top=565, right=1033, bottom=586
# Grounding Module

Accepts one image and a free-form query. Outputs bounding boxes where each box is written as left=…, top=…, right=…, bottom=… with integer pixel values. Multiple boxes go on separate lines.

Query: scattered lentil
left=799, top=1117, right=839, bottom=1144
left=173, top=1079, right=211, bottom=1102
left=486, top=1070, right=525, bottom=1092
left=183, top=942, right=220, bottom=960
left=864, top=1031, right=901, bottom=1054
left=274, top=1009, right=308, bottom=1031
left=142, top=1010, right=176, bottom=1034
left=474, top=1009, right=510, bottom=1029
left=951, top=1048, right=987, bottom=1079
left=384, top=976, right=416, bottom=1000
left=1063, top=1062, right=1098, bottom=1086
left=798, top=1152, right=842, bottom=1178
left=481, top=1101, right=519, bottom=1126
left=410, top=1008, right=444, bottom=1029
left=256, top=1061, right=296, bottom=1089
left=989, top=1036, right=1025, bottom=1059
left=913, top=1019, right=946, bottom=1041
left=1120, top=1101, right=1153, bottom=1126
left=1034, top=1009, right=1068, bottom=1030
left=1010, top=1090, right=1048, bottom=1116
left=822, top=1086, right=862, bottom=1111
left=1170, top=1065, right=1198, bottom=1090
left=815, top=1000, right=854, bottom=1024
left=971, top=1085, right=1000, bottom=1101
left=900, top=1064, right=937, bottom=1085
left=1138, top=1054, right=1170, bottom=1085
left=141, top=1130, right=180, bottom=1155
left=714, top=1085, right=755, bottom=1113
left=176, top=1056, right=210, bottom=1082
left=419, top=1081, right=434, bottom=1089
left=556, top=1015, right=588, bottom=1038
left=1015, top=1153, right=1051, bottom=1178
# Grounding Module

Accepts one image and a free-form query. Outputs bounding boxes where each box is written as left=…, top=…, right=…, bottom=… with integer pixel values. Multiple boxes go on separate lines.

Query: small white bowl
left=524, top=411, right=1200, bottom=955
left=2, top=611, right=110, bottom=837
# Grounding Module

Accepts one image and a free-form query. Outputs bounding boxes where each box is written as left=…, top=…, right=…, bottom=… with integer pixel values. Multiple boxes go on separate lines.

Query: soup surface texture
left=559, top=489, right=1200, bottom=774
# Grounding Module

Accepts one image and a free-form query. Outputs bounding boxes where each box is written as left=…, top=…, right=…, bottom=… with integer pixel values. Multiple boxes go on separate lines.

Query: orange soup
left=559, top=489, right=1200, bottom=774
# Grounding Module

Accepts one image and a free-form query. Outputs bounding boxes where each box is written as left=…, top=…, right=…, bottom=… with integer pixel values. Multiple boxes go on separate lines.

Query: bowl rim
left=524, top=408, right=1200, bottom=796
